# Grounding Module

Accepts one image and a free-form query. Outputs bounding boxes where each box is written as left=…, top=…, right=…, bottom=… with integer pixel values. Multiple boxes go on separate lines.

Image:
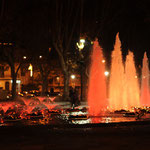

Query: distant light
left=9, top=43, right=13, bottom=45
left=28, top=64, right=33, bottom=77
left=39, top=55, right=42, bottom=59
left=11, top=80, right=21, bottom=83
left=104, top=71, right=109, bottom=76
left=135, top=76, right=137, bottom=78
left=56, top=76, right=60, bottom=81
left=3, top=43, right=8, bottom=45
left=102, top=60, right=105, bottom=63
left=71, top=74, right=76, bottom=79
left=23, top=56, right=27, bottom=59
left=16, top=80, right=21, bottom=83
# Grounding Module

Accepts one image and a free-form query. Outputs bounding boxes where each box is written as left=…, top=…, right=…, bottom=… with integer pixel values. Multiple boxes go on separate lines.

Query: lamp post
left=77, top=38, right=85, bottom=101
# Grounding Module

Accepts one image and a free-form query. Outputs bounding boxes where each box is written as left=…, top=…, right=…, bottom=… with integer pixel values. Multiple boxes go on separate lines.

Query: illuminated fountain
left=109, top=34, right=140, bottom=111
left=140, top=52, right=150, bottom=106
left=0, top=96, right=61, bottom=125
left=125, top=51, right=140, bottom=109
left=109, top=34, right=125, bottom=110
left=1, top=35, right=150, bottom=126
left=0, top=102, right=15, bottom=113
left=82, top=34, right=150, bottom=124
left=87, top=39, right=107, bottom=116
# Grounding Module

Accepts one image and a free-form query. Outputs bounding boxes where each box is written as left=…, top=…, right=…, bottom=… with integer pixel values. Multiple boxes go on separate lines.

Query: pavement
left=0, top=122, right=150, bottom=150
left=1, top=100, right=150, bottom=150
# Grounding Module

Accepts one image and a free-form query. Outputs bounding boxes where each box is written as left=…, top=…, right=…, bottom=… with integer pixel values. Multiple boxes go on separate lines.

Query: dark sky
left=86, top=0, right=150, bottom=67
left=1, top=0, right=150, bottom=66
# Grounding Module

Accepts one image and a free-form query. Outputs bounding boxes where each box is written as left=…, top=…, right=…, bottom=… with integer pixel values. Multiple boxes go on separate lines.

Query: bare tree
left=0, top=2, right=24, bottom=99
left=49, top=0, right=80, bottom=100
left=32, top=53, right=55, bottom=96
left=0, top=43, right=24, bottom=99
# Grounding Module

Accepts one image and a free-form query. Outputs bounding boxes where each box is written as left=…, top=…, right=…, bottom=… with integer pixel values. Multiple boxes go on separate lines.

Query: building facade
left=0, top=63, right=87, bottom=100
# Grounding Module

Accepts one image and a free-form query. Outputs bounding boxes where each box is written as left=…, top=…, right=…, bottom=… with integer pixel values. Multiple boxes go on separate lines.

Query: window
left=5, top=82, right=9, bottom=91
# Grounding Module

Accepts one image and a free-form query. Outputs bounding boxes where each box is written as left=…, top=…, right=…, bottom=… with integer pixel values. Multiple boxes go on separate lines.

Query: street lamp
left=102, top=59, right=105, bottom=63
left=71, top=74, right=76, bottom=79
left=71, top=74, right=76, bottom=88
left=76, top=38, right=85, bottom=51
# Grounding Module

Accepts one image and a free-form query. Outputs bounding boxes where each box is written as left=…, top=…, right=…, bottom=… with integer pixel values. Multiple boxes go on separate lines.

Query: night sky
left=1, top=0, right=150, bottom=67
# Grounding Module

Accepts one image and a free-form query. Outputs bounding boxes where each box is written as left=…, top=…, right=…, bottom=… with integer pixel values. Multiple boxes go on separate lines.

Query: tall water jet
left=141, top=52, right=150, bottom=106
left=125, top=51, right=140, bottom=109
left=88, top=39, right=107, bottom=116
left=109, top=33, right=126, bottom=110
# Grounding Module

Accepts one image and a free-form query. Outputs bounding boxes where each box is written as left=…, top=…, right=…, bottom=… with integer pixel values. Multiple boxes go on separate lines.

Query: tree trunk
left=82, top=70, right=88, bottom=101
left=55, top=46, right=70, bottom=101
left=63, top=71, right=70, bottom=101
left=41, top=77, right=48, bottom=96
left=80, top=69, right=83, bottom=101
left=11, top=66, right=17, bottom=100
left=80, top=61, right=88, bottom=101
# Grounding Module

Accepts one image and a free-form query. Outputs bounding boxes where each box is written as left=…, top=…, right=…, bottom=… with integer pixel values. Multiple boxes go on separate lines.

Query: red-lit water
left=0, top=96, right=59, bottom=121
left=0, top=102, right=15, bottom=113
left=109, top=35, right=140, bottom=110
left=49, top=97, right=56, bottom=102
left=109, top=34, right=125, bottom=110
left=125, top=51, right=140, bottom=109
left=88, top=34, right=149, bottom=113
left=37, top=97, right=46, bottom=103
left=88, top=39, right=107, bottom=116
left=141, top=52, right=150, bottom=106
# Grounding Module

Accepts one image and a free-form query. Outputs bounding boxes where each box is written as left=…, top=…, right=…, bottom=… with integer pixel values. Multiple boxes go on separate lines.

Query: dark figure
left=74, top=88, right=80, bottom=107
left=69, top=87, right=75, bottom=108
left=69, top=87, right=80, bottom=109
left=50, top=88, right=54, bottom=93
